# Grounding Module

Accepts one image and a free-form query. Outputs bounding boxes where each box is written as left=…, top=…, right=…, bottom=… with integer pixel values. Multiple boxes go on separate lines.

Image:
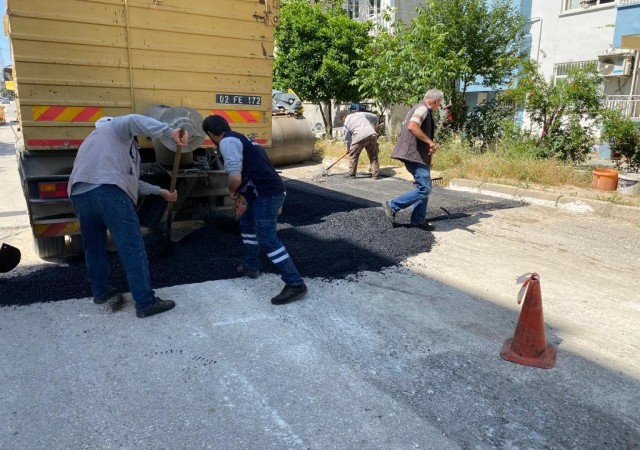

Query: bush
left=464, top=99, right=516, bottom=150
left=601, top=110, right=640, bottom=173
left=543, top=117, right=594, bottom=164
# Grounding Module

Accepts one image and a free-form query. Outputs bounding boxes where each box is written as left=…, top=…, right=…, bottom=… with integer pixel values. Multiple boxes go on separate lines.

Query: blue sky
left=0, top=0, right=10, bottom=68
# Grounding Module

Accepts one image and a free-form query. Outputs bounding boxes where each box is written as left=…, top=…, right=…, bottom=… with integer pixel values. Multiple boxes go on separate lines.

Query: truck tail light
left=38, top=182, right=69, bottom=199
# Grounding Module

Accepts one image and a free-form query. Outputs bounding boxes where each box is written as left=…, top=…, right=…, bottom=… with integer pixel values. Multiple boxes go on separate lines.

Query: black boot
left=412, top=222, right=436, bottom=231
left=381, top=201, right=396, bottom=225
left=271, top=284, right=308, bottom=305
left=136, top=297, right=176, bottom=318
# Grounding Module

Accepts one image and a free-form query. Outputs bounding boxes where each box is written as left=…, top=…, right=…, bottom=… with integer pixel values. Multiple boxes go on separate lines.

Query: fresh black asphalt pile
left=0, top=179, right=519, bottom=306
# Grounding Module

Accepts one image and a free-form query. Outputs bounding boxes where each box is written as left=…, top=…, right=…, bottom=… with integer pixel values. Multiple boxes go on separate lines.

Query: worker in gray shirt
left=68, top=114, right=189, bottom=318
left=340, top=111, right=381, bottom=179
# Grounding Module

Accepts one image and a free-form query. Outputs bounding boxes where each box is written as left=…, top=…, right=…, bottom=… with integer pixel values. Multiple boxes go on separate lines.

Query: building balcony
left=604, top=95, right=640, bottom=119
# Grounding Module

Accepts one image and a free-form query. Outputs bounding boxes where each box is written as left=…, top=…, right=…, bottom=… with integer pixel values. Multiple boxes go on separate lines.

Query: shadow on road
left=0, top=178, right=522, bottom=305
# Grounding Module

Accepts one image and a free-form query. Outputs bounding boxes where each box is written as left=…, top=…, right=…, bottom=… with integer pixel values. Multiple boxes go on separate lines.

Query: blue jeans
left=71, top=185, right=156, bottom=310
left=239, top=194, right=304, bottom=286
left=389, top=161, right=432, bottom=225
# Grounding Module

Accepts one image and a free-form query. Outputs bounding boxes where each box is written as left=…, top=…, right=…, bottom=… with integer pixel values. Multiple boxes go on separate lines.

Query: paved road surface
left=0, top=112, right=639, bottom=449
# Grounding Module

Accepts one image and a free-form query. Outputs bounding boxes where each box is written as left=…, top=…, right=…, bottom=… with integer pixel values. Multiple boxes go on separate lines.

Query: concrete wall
left=530, top=1, right=617, bottom=80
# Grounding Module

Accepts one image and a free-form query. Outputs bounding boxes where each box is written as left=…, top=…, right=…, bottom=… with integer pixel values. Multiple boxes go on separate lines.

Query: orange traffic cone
left=500, top=273, right=556, bottom=369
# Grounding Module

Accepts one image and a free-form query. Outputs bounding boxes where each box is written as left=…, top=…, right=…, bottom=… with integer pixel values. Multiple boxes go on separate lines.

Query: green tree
left=504, top=63, right=603, bottom=163
left=274, top=0, right=371, bottom=134
left=354, top=0, right=527, bottom=129
left=353, top=9, right=456, bottom=115
left=505, top=63, right=603, bottom=137
left=465, top=99, right=516, bottom=150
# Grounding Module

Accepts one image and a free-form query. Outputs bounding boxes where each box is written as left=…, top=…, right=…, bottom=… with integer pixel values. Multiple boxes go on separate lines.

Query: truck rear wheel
left=33, top=236, right=65, bottom=259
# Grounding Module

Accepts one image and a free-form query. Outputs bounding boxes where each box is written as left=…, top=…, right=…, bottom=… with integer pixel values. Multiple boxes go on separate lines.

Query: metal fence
left=604, top=95, right=640, bottom=118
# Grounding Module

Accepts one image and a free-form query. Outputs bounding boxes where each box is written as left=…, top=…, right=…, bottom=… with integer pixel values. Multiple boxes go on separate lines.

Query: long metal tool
left=162, top=129, right=185, bottom=253
left=321, top=151, right=349, bottom=177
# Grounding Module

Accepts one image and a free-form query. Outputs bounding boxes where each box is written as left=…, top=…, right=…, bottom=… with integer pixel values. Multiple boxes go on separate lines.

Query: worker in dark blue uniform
left=202, top=115, right=308, bottom=305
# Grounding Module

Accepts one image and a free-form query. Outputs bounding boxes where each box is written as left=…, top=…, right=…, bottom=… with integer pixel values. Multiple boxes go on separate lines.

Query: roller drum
left=268, top=115, right=314, bottom=166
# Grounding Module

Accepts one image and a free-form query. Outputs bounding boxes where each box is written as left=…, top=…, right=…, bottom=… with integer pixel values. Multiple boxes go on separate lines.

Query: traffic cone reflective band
left=500, top=273, right=557, bottom=369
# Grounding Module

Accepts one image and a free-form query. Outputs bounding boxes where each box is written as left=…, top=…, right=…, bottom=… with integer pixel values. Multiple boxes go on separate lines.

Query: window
left=347, top=0, right=360, bottom=19
left=563, top=0, right=615, bottom=13
left=553, top=60, right=597, bottom=80
left=368, top=0, right=381, bottom=16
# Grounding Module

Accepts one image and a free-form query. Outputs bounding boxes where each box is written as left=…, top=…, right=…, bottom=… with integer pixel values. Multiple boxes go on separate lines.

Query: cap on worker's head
left=202, top=114, right=231, bottom=136
left=95, top=117, right=114, bottom=128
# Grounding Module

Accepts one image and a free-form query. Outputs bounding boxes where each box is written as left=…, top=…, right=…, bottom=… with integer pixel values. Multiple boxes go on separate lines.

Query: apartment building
left=527, top=0, right=640, bottom=120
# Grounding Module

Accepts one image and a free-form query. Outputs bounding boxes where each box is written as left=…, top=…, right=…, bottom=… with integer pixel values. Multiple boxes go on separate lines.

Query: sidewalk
left=448, top=178, right=640, bottom=226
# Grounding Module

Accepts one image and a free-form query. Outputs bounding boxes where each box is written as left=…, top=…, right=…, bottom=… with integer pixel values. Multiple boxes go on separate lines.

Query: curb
left=448, top=179, right=640, bottom=226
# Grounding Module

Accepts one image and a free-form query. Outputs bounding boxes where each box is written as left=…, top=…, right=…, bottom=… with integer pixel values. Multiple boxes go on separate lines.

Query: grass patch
left=313, top=137, right=401, bottom=169
left=434, top=139, right=592, bottom=189
left=312, top=134, right=640, bottom=208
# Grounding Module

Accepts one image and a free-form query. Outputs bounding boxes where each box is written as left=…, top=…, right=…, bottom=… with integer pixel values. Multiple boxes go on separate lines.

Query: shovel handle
left=169, top=128, right=186, bottom=194
left=165, top=128, right=185, bottom=232
left=325, top=151, right=349, bottom=172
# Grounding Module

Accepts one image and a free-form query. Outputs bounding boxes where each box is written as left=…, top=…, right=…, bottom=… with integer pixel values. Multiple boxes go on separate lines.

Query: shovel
left=162, top=129, right=185, bottom=255
left=312, top=151, right=349, bottom=181
left=321, top=151, right=349, bottom=176
left=0, top=243, right=21, bottom=273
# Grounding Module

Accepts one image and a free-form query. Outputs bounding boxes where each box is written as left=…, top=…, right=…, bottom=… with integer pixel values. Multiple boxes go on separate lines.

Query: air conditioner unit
left=597, top=56, right=633, bottom=77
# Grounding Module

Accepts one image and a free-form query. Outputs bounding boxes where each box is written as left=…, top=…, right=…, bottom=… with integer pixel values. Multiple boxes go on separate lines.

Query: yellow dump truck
left=4, top=0, right=313, bottom=258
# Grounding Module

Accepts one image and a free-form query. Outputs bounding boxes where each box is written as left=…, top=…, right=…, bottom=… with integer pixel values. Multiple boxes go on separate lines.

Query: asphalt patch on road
left=0, top=179, right=520, bottom=306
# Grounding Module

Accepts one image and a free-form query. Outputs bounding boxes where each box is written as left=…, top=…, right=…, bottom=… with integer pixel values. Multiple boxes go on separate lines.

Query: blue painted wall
left=613, top=2, right=640, bottom=48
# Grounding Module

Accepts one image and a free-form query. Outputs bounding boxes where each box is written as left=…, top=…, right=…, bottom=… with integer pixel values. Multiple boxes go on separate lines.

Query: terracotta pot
left=592, top=168, right=619, bottom=191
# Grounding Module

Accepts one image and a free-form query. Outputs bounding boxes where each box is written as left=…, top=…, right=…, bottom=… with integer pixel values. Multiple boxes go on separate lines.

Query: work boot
left=271, top=284, right=308, bottom=305
left=381, top=201, right=396, bottom=225
left=94, top=286, right=120, bottom=305
left=413, top=222, right=436, bottom=231
left=344, top=173, right=356, bottom=178
left=236, top=264, right=259, bottom=279
left=136, top=297, right=176, bottom=318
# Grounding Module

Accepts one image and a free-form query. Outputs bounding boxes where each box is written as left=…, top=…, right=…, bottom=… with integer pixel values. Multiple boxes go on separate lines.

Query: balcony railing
left=619, top=0, right=640, bottom=6
left=604, top=95, right=640, bottom=118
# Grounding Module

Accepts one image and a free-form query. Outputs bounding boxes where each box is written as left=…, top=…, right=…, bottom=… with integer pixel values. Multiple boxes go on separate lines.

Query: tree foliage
left=274, top=0, right=371, bottom=132
left=504, top=62, right=603, bottom=139
left=353, top=9, right=458, bottom=114
left=503, top=63, right=604, bottom=163
left=465, top=99, right=516, bottom=150
left=354, top=0, right=527, bottom=129
left=602, top=109, right=640, bottom=173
